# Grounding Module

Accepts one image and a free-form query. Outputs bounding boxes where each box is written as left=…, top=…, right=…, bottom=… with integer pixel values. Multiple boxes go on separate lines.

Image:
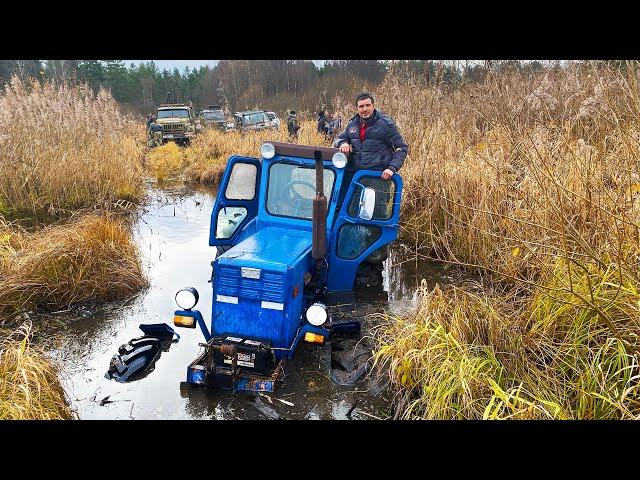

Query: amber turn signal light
left=174, top=314, right=196, bottom=328
left=303, top=332, right=325, bottom=345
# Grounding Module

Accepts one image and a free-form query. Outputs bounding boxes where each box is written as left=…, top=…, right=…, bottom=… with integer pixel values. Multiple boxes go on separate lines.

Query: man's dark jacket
left=317, top=114, right=328, bottom=134
left=333, top=109, right=408, bottom=172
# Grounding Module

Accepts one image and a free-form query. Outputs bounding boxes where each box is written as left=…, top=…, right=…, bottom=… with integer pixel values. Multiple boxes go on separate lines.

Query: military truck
left=148, top=103, right=199, bottom=147
left=234, top=110, right=279, bottom=132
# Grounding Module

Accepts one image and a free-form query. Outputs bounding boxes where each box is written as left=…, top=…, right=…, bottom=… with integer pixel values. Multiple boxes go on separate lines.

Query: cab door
left=326, top=170, right=403, bottom=292
left=209, top=156, right=262, bottom=247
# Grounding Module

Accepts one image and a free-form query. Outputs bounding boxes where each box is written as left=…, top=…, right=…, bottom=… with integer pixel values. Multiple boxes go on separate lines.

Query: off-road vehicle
left=148, top=103, right=199, bottom=147
left=200, top=105, right=231, bottom=132
left=171, top=141, right=403, bottom=391
left=234, top=110, right=279, bottom=132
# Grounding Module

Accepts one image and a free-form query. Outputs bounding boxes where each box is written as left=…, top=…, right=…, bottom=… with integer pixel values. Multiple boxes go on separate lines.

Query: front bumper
left=187, top=347, right=287, bottom=392
left=162, top=131, right=195, bottom=139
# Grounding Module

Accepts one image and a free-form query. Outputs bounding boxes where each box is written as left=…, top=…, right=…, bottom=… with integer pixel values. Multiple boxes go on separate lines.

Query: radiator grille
left=162, top=123, right=186, bottom=132
left=217, top=267, right=285, bottom=303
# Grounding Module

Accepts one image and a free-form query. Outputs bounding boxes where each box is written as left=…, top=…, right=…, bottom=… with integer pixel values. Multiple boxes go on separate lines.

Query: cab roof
left=236, top=110, right=266, bottom=115
left=267, top=142, right=339, bottom=162
left=158, top=104, right=190, bottom=110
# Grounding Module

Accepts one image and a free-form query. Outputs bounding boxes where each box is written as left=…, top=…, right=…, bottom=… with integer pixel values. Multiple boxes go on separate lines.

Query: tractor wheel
left=355, top=262, right=383, bottom=289
left=365, top=245, right=389, bottom=264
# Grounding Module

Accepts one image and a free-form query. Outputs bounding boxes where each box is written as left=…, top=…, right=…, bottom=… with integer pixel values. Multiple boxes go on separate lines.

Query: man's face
left=357, top=98, right=374, bottom=120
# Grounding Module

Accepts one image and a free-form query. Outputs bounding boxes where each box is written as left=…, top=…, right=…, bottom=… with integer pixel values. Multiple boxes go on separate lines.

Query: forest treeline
left=0, top=59, right=565, bottom=117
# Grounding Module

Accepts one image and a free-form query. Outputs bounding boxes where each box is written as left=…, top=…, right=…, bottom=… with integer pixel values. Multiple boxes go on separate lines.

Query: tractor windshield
left=266, top=163, right=335, bottom=220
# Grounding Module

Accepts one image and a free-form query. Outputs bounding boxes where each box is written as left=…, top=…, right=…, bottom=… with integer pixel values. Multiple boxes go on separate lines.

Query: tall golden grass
left=0, top=76, right=145, bottom=219
left=0, top=322, right=74, bottom=419
left=147, top=122, right=331, bottom=184
left=368, top=62, right=640, bottom=419
left=0, top=213, right=148, bottom=315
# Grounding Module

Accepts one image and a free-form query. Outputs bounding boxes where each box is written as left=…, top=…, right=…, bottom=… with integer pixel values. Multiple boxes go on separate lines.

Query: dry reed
left=0, top=213, right=148, bottom=315
left=0, top=76, right=146, bottom=219
left=368, top=62, right=640, bottom=419
left=0, top=321, right=74, bottom=419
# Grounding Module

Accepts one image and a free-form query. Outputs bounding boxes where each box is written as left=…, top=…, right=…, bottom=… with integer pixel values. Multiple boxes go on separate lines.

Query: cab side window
left=225, top=163, right=257, bottom=200
left=347, top=176, right=396, bottom=220
left=216, top=207, right=248, bottom=239
left=336, top=224, right=381, bottom=259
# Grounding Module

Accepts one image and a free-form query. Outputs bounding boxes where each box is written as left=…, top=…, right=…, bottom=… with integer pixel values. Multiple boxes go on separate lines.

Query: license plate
left=165, top=134, right=174, bottom=138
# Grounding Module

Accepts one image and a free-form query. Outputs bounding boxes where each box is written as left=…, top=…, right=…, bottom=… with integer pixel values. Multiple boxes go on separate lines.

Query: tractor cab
left=173, top=141, right=403, bottom=391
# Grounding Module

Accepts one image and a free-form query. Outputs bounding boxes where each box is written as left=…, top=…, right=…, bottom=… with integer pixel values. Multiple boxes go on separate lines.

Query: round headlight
left=306, top=302, right=328, bottom=326
left=260, top=142, right=276, bottom=159
left=331, top=152, right=347, bottom=169
left=175, top=287, right=199, bottom=310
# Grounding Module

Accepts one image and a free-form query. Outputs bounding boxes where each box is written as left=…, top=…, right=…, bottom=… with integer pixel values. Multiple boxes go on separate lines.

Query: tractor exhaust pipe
left=312, top=150, right=327, bottom=280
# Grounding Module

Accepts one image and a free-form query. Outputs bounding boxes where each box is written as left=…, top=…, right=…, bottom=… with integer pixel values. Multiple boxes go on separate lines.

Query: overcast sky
left=129, top=60, right=219, bottom=71
left=128, top=60, right=327, bottom=71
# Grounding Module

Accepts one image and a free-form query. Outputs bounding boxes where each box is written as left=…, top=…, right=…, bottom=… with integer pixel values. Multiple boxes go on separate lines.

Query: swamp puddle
left=47, top=184, right=469, bottom=420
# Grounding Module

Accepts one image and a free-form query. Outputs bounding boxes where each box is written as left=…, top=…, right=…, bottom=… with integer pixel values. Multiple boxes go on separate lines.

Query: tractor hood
left=216, top=226, right=312, bottom=273
left=212, top=227, right=313, bottom=347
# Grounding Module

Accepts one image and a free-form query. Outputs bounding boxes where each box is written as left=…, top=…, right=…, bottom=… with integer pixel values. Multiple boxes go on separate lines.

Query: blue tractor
left=172, top=141, right=403, bottom=391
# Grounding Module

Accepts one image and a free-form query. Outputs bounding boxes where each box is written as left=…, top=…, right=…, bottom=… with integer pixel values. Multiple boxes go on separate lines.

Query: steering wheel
left=280, top=180, right=317, bottom=216
left=285, top=180, right=317, bottom=199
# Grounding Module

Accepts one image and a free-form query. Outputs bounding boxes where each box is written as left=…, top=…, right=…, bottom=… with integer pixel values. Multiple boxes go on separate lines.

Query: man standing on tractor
left=333, top=92, right=408, bottom=181
left=333, top=92, right=409, bottom=259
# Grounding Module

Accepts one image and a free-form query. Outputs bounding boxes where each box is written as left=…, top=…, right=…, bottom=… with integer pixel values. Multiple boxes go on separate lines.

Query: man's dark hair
left=318, top=111, right=325, bottom=116
left=356, top=92, right=374, bottom=105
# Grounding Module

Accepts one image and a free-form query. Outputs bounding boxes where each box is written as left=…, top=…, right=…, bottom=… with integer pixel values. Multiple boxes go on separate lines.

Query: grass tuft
left=0, top=213, right=148, bottom=315
left=0, top=321, right=74, bottom=419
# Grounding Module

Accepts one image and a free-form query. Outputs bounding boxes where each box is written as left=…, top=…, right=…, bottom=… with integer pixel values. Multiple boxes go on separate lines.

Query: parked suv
left=234, top=110, right=279, bottom=132
left=200, top=105, right=230, bottom=131
left=266, top=111, right=280, bottom=129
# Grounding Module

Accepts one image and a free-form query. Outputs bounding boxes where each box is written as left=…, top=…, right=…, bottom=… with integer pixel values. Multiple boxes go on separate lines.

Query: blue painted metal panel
left=212, top=227, right=313, bottom=350
left=287, top=323, right=329, bottom=360
left=218, top=226, right=312, bottom=267
left=235, top=378, right=275, bottom=392
left=326, top=171, right=403, bottom=292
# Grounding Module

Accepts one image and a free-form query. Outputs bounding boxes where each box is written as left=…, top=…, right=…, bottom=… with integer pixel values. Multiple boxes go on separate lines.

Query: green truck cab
left=148, top=103, right=199, bottom=147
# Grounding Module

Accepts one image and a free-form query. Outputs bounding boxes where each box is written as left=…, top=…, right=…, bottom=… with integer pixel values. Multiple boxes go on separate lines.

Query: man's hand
left=339, top=143, right=352, bottom=154
left=381, top=168, right=394, bottom=180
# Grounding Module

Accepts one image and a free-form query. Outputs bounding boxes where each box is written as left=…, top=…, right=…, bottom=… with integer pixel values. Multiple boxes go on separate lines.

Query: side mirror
left=358, top=187, right=376, bottom=221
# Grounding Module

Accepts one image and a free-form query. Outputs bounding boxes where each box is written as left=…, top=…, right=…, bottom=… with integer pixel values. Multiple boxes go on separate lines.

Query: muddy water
left=51, top=184, right=466, bottom=420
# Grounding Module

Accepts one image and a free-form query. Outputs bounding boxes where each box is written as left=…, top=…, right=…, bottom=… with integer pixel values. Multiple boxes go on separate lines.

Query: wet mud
left=44, top=184, right=468, bottom=419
